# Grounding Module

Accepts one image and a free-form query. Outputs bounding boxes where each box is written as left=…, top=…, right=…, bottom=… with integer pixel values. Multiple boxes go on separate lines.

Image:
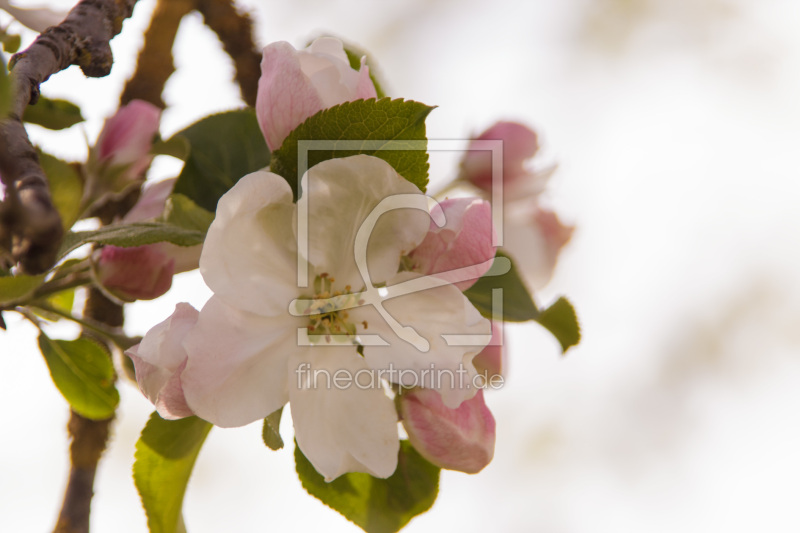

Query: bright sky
left=2, top=0, right=800, bottom=531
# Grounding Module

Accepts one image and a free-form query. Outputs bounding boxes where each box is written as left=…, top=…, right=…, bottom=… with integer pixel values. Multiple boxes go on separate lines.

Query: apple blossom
left=399, top=387, right=495, bottom=474
left=131, top=155, right=493, bottom=481
left=408, top=197, right=496, bottom=291
left=94, top=99, right=161, bottom=182
left=458, top=120, right=573, bottom=290
left=126, top=303, right=197, bottom=420
left=256, top=37, right=377, bottom=151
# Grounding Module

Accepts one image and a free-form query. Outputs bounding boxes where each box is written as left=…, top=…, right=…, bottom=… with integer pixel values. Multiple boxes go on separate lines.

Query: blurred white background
left=2, top=0, right=800, bottom=531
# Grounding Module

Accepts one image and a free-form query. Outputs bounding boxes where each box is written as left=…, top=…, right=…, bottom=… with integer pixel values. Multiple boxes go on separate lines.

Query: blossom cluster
left=122, top=37, right=572, bottom=482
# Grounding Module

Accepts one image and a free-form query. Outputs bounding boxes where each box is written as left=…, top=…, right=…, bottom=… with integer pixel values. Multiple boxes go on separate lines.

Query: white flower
left=134, top=155, right=491, bottom=481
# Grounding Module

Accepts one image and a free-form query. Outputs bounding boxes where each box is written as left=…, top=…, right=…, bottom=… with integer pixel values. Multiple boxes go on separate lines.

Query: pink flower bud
left=408, top=197, right=496, bottom=291
left=400, top=387, right=495, bottom=474
left=126, top=303, right=198, bottom=419
left=123, top=178, right=176, bottom=223
left=256, top=37, right=377, bottom=151
left=460, top=121, right=539, bottom=192
left=95, top=99, right=161, bottom=180
left=472, top=322, right=503, bottom=382
left=96, top=245, right=175, bottom=302
left=122, top=178, right=203, bottom=274
left=505, top=205, right=574, bottom=290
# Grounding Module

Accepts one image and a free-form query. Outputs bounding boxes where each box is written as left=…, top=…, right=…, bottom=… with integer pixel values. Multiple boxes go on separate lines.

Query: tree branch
left=0, top=0, right=139, bottom=274
left=53, top=288, right=123, bottom=533
left=119, top=0, right=195, bottom=108
left=195, top=0, right=261, bottom=107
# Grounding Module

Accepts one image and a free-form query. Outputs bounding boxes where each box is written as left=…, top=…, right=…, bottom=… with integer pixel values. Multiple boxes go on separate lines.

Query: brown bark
left=0, top=0, right=140, bottom=273
left=195, top=0, right=261, bottom=107
left=119, top=0, right=196, bottom=108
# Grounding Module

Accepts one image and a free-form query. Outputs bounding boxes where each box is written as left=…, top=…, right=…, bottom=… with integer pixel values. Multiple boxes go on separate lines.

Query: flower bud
left=408, top=197, right=496, bottom=291
left=126, top=303, right=198, bottom=419
left=256, top=37, right=377, bottom=151
left=122, top=178, right=203, bottom=274
left=96, top=245, right=175, bottom=302
left=472, top=322, right=503, bottom=382
left=460, top=121, right=539, bottom=192
left=95, top=99, right=161, bottom=181
left=505, top=205, right=574, bottom=290
left=400, top=387, right=495, bottom=474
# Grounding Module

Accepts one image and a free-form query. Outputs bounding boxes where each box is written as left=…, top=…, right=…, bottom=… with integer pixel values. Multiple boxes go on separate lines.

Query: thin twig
left=0, top=0, right=139, bottom=274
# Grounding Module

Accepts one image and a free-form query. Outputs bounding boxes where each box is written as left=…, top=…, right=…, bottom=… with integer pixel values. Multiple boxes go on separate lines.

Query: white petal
left=200, top=171, right=301, bottom=316
left=289, top=347, right=399, bottom=481
left=181, top=296, right=297, bottom=427
left=359, top=272, right=491, bottom=408
left=302, top=155, right=430, bottom=290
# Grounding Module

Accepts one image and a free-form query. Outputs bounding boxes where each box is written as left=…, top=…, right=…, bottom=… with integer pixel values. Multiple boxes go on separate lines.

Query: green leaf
left=171, top=109, right=270, bottom=212
left=134, top=414, right=212, bottom=533
left=0, top=274, right=45, bottom=305
left=60, top=222, right=206, bottom=259
left=343, top=45, right=387, bottom=99
left=33, top=289, right=76, bottom=322
left=0, top=52, right=11, bottom=118
left=464, top=251, right=540, bottom=322
left=22, top=97, right=84, bottom=130
left=38, top=151, right=83, bottom=228
left=162, top=194, right=214, bottom=233
left=261, top=407, right=284, bottom=450
left=296, top=440, right=440, bottom=533
left=151, top=136, right=190, bottom=161
left=2, top=32, right=21, bottom=54
left=536, top=297, right=581, bottom=353
left=270, top=98, right=434, bottom=198
left=37, top=333, right=119, bottom=420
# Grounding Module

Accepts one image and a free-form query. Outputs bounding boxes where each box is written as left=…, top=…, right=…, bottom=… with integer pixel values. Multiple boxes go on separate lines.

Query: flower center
left=300, top=273, right=365, bottom=345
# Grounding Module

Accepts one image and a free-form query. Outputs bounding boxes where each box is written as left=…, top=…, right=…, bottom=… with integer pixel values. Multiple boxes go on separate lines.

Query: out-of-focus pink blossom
left=96, top=245, right=175, bottom=302
left=504, top=205, right=574, bottom=290
left=256, top=37, right=377, bottom=151
left=472, top=321, right=503, bottom=382
left=400, top=387, right=496, bottom=474
left=408, top=197, right=496, bottom=291
left=460, top=121, right=540, bottom=192
left=95, top=99, right=161, bottom=181
left=457, top=120, right=573, bottom=290
left=126, top=303, right=198, bottom=419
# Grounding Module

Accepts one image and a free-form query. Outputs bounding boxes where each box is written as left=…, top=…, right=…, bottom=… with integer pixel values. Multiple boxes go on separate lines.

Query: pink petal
left=355, top=59, right=378, bottom=100
left=96, top=100, right=161, bottom=178
left=460, top=121, right=539, bottom=191
left=409, top=197, right=496, bottom=291
left=122, top=178, right=176, bottom=223
left=400, top=387, right=495, bottom=474
left=256, top=41, right=326, bottom=151
left=96, top=245, right=174, bottom=301
left=181, top=296, right=295, bottom=428
left=472, top=321, right=503, bottom=382
left=504, top=205, right=574, bottom=290
left=126, top=303, right=198, bottom=419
